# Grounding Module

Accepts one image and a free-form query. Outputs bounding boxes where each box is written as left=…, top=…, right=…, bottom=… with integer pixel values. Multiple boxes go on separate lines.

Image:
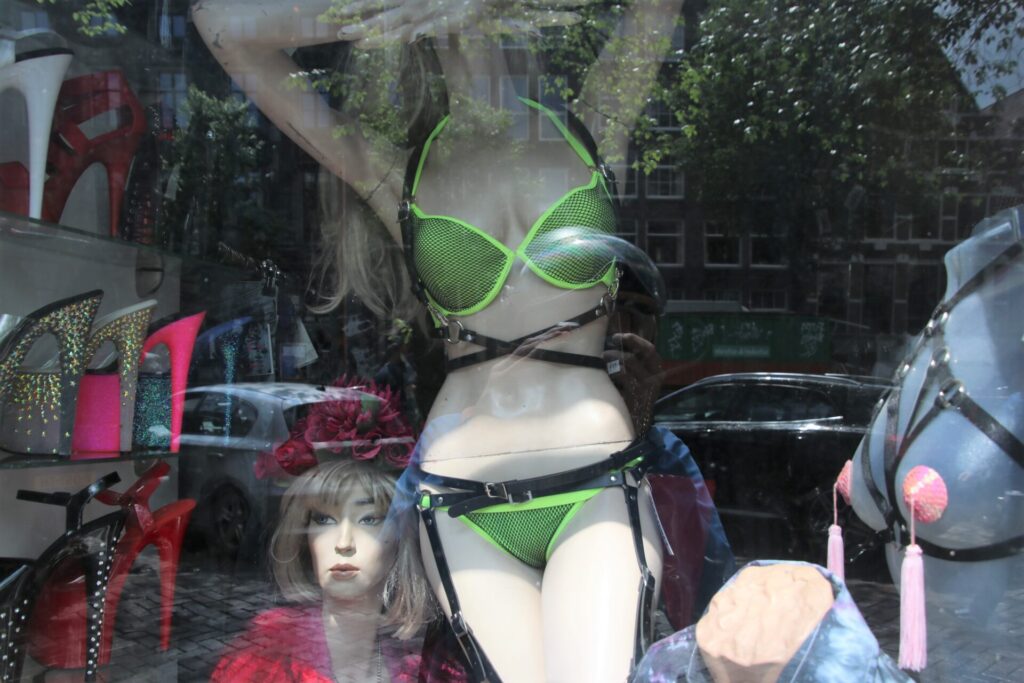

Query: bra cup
left=413, top=212, right=513, bottom=316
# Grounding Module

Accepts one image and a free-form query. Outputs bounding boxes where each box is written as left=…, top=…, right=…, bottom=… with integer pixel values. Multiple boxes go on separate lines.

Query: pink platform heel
left=70, top=300, right=157, bottom=456
left=0, top=29, right=73, bottom=219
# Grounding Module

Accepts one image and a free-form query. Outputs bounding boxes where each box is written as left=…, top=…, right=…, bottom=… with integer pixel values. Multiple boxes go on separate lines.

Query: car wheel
left=208, top=485, right=250, bottom=570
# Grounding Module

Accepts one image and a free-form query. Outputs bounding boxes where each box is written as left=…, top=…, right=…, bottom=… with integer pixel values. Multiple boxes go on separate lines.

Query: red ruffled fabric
left=210, top=605, right=421, bottom=683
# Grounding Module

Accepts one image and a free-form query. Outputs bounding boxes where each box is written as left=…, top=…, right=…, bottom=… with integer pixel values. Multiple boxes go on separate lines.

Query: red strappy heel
left=42, top=70, right=145, bottom=236
left=138, top=312, right=206, bottom=453
left=26, top=462, right=196, bottom=669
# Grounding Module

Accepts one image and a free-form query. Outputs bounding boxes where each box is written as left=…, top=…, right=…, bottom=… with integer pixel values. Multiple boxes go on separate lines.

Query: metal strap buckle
left=444, top=319, right=465, bottom=344
left=924, top=308, right=950, bottom=337
left=450, top=611, right=470, bottom=638
left=937, top=378, right=966, bottom=409
left=930, top=346, right=951, bottom=369
left=398, top=200, right=411, bottom=222
left=483, top=482, right=532, bottom=504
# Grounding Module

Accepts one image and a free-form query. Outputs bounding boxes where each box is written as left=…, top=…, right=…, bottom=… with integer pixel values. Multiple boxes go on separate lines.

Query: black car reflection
left=176, top=383, right=413, bottom=572
left=654, top=373, right=893, bottom=578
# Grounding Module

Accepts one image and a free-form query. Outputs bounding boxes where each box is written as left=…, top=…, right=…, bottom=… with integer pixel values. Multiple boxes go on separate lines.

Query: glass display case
left=0, top=1, right=1021, bottom=682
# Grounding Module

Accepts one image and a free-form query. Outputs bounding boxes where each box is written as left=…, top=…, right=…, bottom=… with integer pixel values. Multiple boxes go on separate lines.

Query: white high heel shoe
left=0, top=29, right=73, bottom=219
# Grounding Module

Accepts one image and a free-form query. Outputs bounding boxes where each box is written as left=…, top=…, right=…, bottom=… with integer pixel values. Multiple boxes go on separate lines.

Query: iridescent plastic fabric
left=631, top=561, right=910, bottom=683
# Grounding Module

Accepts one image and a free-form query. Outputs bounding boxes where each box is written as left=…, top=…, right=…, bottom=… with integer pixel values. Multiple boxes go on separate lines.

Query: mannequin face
left=306, top=483, right=395, bottom=604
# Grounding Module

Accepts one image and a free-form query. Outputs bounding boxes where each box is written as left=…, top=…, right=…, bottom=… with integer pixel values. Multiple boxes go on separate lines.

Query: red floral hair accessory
left=255, top=376, right=416, bottom=478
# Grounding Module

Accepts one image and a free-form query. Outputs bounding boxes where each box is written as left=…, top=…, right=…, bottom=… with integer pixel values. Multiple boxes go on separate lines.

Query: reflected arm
left=575, top=0, right=684, bottom=164
left=191, top=0, right=405, bottom=234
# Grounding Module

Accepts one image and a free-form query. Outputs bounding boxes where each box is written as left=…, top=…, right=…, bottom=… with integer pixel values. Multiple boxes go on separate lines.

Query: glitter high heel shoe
left=26, top=462, right=196, bottom=668
left=0, top=29, right=73, bottom=219
left=69, top=299, right=158, bottom=455
left=0, top=472, right=125, bottom=683
left=134, top=312, right=206, bottom=453
left=0, top=290, right=103, bottom=456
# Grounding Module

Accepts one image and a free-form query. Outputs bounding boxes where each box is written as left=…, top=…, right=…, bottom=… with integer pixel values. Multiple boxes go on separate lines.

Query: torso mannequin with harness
left=849, top=206, right=1024, bottom=632
left=194, top=1, right=687, bottom=680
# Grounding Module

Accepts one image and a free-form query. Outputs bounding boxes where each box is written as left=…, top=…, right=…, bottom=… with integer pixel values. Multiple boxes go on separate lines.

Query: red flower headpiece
left=255, top=376, right=416, bottom=479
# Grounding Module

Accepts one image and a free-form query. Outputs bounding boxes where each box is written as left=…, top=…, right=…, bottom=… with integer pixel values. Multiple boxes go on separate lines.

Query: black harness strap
left=437, top=300, right=614, bottom=372
left=420, top=505, right=503, bottom=682
left=418, top=440, right=656, bottom=516
left=416, top=439, right=659, bottom=681
left=860, top=240, right=1024, bottom=562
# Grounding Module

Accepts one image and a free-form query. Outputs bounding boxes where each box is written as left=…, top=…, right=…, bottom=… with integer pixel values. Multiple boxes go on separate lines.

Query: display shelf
left=0, top=448, right=178, bottom=470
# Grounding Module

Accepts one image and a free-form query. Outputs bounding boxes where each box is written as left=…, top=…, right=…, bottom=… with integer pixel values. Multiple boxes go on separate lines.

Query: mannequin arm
left=192, top=0, right=405, bottom=232
left=575, top=0, right=684, bottom=164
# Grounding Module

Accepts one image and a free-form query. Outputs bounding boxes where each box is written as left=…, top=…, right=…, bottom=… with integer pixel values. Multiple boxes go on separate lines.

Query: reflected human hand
left=330, top=0, right=583, bottom=48
left=604, top=332, right=663, bottom=433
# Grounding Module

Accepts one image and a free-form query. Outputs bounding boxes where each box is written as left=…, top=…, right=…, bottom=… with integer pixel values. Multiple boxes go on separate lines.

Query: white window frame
left=538, top=76, right=569, bottom=142
left=704, top=220, right=741, bottom=267
left=499, top=75, right=529, bottom=140
left=645, top=165, right=684, bottom=199
left=646, top=219, right=684, bottom=265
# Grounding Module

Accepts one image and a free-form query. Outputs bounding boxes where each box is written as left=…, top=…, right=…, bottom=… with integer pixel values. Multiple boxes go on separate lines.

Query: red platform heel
left=137, top=312, right=206, bottom=453
left=41, top=70, right=145, bottom=236
left=26, top=462, right=196, bottom=669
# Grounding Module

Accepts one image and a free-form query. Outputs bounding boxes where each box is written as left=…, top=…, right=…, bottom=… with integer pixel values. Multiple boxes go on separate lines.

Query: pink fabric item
left=835, top=459, right=853, bottom=505
left=902, top=465, right=948, bottom=524
left=210, top=605, right=423, bottom=683
left=827, top=524, right=845, bottom=582
left=898, top=544, right=927, bottom=671
left=71, top=373, right=121, bottom=457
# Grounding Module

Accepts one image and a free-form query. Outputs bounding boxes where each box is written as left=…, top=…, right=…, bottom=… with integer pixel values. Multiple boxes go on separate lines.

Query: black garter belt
left=415, top=439, right=658, bottom=682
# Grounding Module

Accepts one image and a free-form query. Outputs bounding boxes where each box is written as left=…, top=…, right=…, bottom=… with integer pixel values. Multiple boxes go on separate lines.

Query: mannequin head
left=272, top=459, right=434, bottom=637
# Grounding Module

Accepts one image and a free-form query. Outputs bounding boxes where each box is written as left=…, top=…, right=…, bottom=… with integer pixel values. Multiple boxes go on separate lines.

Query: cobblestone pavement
left=25, top=549, right=1024, bottom=682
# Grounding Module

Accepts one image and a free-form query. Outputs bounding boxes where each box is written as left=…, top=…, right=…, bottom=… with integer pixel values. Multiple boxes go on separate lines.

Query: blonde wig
left=270, top=459, right=435, bottom=639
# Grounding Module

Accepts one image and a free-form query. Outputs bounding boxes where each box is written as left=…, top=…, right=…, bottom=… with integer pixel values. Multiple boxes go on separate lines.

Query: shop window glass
left=2, top=2, right=1021, bottom=680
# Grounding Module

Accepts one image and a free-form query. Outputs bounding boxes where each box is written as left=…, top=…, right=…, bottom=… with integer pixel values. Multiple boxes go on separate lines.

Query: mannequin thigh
left=542, top=484, right=664, bottom=683
left=419, top=514, right=546, bottom=683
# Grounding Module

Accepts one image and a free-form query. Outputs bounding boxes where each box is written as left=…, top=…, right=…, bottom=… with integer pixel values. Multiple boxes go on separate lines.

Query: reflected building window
left=705, top=220, right=740, bottom=266
left=608, top=163, right=637, bottom=199
left=647, top=220, right=683, bottom=265
left=749, top=289, right=788, bottom=311
left=500, top=76, right=529, bottom=140
left=645, top=166, right=684, bottom=199
left=538, top=76, right=568, bottom=141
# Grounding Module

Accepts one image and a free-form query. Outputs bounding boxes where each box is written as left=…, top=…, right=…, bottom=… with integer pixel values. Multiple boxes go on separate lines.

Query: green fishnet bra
left=400, top=99, right=621, bottom=371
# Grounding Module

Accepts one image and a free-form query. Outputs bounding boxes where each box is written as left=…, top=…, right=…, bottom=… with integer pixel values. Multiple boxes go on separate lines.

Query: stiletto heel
left=0, top=29, right=73, bottom=219
left=42, top=70, right=145, bottom=235
left=136, top=312, right=206, bottom=453
left=28, top=462, right=196, bottom=668
left=1, top=472, right=125, bottom=683
left=70, top=299, right=157, bottom=454
left=152, top=505, right=192, bottom=650
left=0, top=290, right=103, bottom=455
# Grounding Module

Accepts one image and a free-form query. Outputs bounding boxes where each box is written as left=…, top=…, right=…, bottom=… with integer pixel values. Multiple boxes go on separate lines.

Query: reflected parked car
left=176, top=383, right=413, bottom=572
left=654, top=373, right=893, bottom=577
